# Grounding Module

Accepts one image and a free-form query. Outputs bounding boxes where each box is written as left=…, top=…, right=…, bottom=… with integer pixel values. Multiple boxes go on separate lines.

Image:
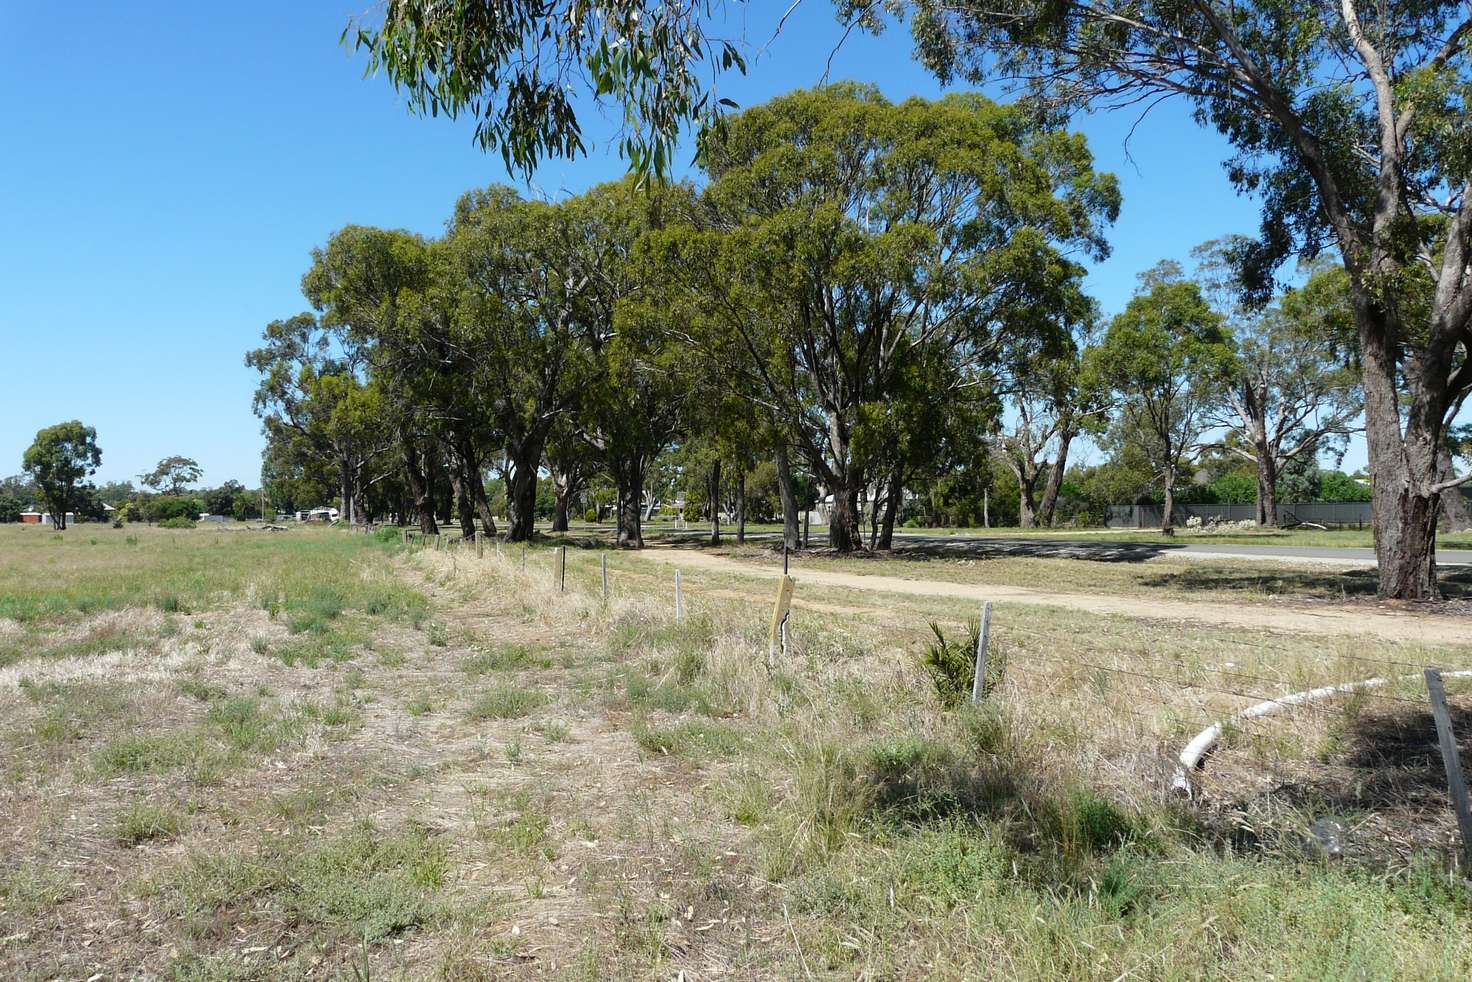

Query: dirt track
left=642, top=547, right=1472, bottom=647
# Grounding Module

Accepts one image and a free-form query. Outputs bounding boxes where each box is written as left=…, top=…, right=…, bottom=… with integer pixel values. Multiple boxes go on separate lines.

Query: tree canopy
left=22, top=421, right=102, bottom=530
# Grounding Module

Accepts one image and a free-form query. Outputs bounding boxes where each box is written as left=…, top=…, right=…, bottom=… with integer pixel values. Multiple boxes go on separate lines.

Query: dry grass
left=1, top=527, right=1471, bottom=978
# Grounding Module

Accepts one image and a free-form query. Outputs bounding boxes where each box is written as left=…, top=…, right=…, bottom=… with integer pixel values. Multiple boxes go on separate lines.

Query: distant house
left=20, top=509, right=75, bottom=526
left=198, top=513, right=230, bottom=523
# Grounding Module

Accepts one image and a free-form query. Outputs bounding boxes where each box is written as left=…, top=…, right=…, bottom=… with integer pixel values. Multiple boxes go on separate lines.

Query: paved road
left=590, top=526, right=1472, bottom=567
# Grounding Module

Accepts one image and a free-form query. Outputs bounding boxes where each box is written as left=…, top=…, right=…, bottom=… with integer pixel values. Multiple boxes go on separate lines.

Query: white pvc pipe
left=1172, top=668, right=1472, bottom=795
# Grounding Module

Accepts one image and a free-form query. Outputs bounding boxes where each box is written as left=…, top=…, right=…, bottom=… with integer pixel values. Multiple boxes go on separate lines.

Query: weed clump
left=467, top=686, right=545, bottom=720
left=116, top=801, right=184, bottom=846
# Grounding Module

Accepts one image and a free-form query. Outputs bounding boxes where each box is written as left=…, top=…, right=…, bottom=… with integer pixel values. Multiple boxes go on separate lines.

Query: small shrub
left=468, top=686, right=545, bottom=720
left=919, top=619, right=1005, bottom=708
left=116, top=801, right=184, bottom=846
left=427, top=622, right=449, bottom=647
left=159, top=516, right=196, bottom=530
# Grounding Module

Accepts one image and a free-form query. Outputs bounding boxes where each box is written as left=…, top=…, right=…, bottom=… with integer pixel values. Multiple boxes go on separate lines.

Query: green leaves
left=22, top=421, right=102, bottom=529
left=350, top=1, right=746, bottom=179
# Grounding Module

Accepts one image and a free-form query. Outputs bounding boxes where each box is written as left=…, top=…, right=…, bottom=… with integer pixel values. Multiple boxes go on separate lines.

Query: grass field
left=2, top=523, right=1472, bottom=978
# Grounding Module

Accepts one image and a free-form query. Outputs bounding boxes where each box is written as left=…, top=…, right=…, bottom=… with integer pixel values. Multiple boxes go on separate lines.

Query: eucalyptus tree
left=1096, top=267, right=1238, bottom=530
left=349, top=1, right=743, bottom=178
left=22, top=421, right=101, bottom=530
left=139, top=456, right=202, bottom=496
left=446, top=187, right=595, bottom=541
left=654, top=85, right=1115, bottom=552
left=1192, top=252, right=1362, bottom=527
left=246, top=313, right=395, bottom=525
left=994, top=336, right=1108, bottom=528
left=301, top=226, right=452, bottom=534
left=558, top=178, right=695, bottom=548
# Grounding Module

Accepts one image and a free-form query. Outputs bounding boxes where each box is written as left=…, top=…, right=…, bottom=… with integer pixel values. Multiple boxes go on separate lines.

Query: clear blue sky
left=3, top=1, right=1330, bottom=488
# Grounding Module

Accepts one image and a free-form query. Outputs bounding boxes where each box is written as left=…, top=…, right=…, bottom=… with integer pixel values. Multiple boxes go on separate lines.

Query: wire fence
left=392, top=525, right=1472, bottom=865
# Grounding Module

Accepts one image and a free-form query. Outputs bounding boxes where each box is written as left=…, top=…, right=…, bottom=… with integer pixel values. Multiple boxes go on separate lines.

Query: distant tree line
left=4, top=435, right=262, bottom=528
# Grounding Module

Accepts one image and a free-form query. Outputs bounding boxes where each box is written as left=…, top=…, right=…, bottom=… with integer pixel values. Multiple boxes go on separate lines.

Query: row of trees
left=347, top=1, right=1472, bottom=599
left=998, top=243, right=1364, bottom=532
left=252, top=84, right=1118, bottom=552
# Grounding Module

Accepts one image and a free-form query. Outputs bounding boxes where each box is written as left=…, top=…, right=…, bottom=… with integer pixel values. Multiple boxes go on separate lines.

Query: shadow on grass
left=1136, top=564, right=1472, bottom=600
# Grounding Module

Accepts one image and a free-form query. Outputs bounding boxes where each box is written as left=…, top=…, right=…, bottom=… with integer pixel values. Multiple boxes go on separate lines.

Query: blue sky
left=1, top=1, right=1311, bottom=488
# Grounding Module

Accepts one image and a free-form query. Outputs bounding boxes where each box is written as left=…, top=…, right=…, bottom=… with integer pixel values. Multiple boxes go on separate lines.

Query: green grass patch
left=463, top=642, right=552, bottom=674
left=467, top=686, right=546, bottom=720
left=116, top=801, right=185, bottom=846
left=634, top=719, right=749, bottom=762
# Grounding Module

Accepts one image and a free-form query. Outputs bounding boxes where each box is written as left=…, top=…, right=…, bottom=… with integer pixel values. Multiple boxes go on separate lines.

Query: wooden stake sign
left=768, top=575, right=795, bottom=665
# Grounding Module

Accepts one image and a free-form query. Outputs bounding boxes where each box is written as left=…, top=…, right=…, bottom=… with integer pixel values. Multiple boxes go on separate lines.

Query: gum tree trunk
left=828, top=483, right=864, bottom=553
left=505, top=439, right=544, bottom=542
left=707, top=459, right=722, bottom=546
left=1161, top=464, right=1177, bottom=531
left=613, top=456, right=646, bottom=548
left=1037, top=430, right=1075, bottom=528
left=1360, top=303, right=1442, bottom=600
left=735, top=469, right=746, bottom=544
left=400, top=429, right=437, bottom=535
left=877, top=467, right=903, bottom=550
left=775, top=449, right=801, bottom=551
left=1256, top=452, right=1279, bottom=528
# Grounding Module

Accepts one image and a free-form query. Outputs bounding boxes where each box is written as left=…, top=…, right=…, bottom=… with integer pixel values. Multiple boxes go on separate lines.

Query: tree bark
left=1038, top=430, right=1075, bottom=528
left=1017, top=480, right=1039, bottom=530
left=1359, top=300, right=1442, bottom=599
left=707, top=459, right=722, bottom=546
left=775, top=449, right=801, bottom=551
left=505, top=440, right=543, bottom=542
left=877, top=466, right=903, bottom=550
left=735, top=468, right=746, bottom=544
left=451, top=470, right=477, bottom=540
left=1256, top=450, right=1279, bottom=527
left=1161, top=464, right=1177, bottom=531
left=614, top=456, right=646, bottom=548
left=400, top=429, right=437, bottom=535
left=828, top=483, right=864, bottom=553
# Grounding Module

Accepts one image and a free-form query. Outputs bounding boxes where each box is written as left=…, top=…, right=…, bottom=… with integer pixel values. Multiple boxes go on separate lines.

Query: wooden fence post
left=1425, top=667, right=1472, bottom=868
left=674, top=570, right=684, bottom=620
left=970, top=601, right=994, bottom=704
left=558, top=546, right=567, bottom=592
left=767, top=575, right=795, bottom=669
left=601, top=553, right=608, bottom=602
